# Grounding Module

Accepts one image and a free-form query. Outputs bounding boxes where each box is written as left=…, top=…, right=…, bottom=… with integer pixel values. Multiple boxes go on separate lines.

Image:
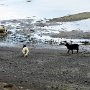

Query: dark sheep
left=65, top=42, right=79, bottom=54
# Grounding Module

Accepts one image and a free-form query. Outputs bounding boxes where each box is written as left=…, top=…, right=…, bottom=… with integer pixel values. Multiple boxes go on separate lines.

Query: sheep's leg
left=67, top=49, right=70, bottom=53
left=77, top=49, right=79, bottom=53
left=72, top=50, right=73, bottom=54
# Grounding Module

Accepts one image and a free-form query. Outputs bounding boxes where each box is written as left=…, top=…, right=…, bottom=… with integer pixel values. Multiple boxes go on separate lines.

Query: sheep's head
left=63, top=41, right=68, bottom=46
left=65, top=43, right=69, bottom=46
left=23, top=44, right=26, bottom=48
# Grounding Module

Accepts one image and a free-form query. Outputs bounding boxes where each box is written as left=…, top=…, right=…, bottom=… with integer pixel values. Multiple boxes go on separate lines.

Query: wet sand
left=0, top=45, right=90, bottom=90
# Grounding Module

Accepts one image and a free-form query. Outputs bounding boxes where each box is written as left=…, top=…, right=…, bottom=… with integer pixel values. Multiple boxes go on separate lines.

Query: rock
left=0, top=25, right=7, bottom=36
left=4, top=84, right=18, bottom=90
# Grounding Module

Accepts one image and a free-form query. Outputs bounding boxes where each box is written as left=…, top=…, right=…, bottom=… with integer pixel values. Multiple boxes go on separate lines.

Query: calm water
left=0, top=0, right=90, bottom=20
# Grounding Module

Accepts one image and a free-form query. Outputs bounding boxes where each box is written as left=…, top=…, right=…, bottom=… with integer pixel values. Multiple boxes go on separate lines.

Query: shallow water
left=0, top=0, right=90, bottom=20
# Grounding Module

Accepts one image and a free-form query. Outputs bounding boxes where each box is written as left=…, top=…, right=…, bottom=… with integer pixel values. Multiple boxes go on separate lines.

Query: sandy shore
left=0, top=45, right=90, bottom=90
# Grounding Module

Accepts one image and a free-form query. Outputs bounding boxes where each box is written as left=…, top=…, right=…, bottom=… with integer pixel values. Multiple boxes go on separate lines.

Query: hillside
left=49, top=12, right=90, bottom=22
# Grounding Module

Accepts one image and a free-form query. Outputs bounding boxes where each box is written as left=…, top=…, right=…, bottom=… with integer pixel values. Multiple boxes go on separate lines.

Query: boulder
left=0, top=25, right=7, bottom=36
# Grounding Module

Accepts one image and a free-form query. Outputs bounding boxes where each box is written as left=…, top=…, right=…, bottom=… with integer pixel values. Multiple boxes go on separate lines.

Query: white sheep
left=22, top=44, right=29, bottom=57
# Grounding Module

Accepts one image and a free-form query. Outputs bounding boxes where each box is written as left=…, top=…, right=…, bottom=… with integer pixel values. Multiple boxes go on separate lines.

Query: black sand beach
left=0, top=45, right=90, bottom=90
